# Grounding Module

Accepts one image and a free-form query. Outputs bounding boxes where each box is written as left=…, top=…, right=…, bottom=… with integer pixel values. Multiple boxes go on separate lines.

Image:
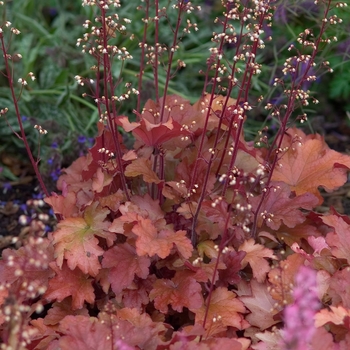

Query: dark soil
left=0, top=159, right=57, bottom=252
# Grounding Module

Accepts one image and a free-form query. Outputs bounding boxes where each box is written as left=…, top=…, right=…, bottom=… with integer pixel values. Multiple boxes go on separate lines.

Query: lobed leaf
left=52, top=202, right=113, bottom=276
left=102, top=243, right=150, bottom=295
left=45, top=262, right=95, bottom=310
left=239, top=239, right=276, bottom=283
left=150, top=271, right=203, bottom=313
left=324, top=214, right=350, bottom=264
left=132, top=217, right=193, bottom=259
left=237, top=279, right=280, bottom=330
left=268, top=253, right=305, bottom=305
left=195, top=287, right=248, bottom=337
left=253, top=181, right=319, bottom=230
left=272, top=128, right=350, bottom=204
left=125, top=157, right=162, bottom=184
left=315, top=305, right=350, bottom=328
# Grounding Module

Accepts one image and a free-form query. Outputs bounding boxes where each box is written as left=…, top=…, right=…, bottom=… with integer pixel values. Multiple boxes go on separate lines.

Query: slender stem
left=100, top=7, right=130, bottom=201
left=154, top=0, right=160, bottom=104
left=200, top=206, right=232, bottom=340
left=159, top=0, right=185, bottom=123
left=0, top=34, right=59, bottom=215
left=136, top=0, right=150, bottom=115
left=150, top=0, right=160, bottom=200
left=154, top=1, right=186, bottom=197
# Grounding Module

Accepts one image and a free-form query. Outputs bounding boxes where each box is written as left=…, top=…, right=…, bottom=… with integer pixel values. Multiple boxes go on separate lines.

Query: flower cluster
left=282, top=266, right=319, bottom=350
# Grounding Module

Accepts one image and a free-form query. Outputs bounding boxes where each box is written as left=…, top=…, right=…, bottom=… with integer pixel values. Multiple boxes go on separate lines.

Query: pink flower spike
left=282, top=265, right=319, bottom=350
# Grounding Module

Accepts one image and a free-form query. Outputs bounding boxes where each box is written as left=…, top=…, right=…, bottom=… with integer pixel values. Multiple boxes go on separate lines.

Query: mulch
left=0, top=177, right=56, bottom=251
left=0, top=152, right=57, bottom=252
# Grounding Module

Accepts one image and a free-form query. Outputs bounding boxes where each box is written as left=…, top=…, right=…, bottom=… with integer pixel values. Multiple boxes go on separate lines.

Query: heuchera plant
left=1, top=0, right=350, bottom=349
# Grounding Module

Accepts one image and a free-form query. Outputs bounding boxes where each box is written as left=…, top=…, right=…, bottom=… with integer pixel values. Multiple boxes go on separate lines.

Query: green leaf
left=329, top=69, right=350, bottom=99
left=0, top=165, right=19, bottom=181
left=15, top=13, right=53, bottom=40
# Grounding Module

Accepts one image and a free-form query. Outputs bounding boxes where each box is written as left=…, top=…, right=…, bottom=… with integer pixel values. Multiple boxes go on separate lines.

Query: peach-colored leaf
left=56, top=155, right=93, bottom=195
left=201, top=337, right=249, bottom=350
left=132, top=217, right=192, bottom=259
left=119, top=114, right=185, bottom=147
left=195, top=260, right=227, bottom=284
left=118, top=116, right=140, bottom=132
left=98, top=190, right=125, bottom=212
left=91, top=167, right=113, bottom=193
left=308, top=236, right=330, bottom=255
left=310, top=327, right=336, bottom=350
left=315, top=305, right=350, bottom=328
left=102, top=243, right=150, bottom=294
left=121, top=277, right=154, bottom=311
left=45, top=191, right=79, bottom=219
left=115, top=194, right=165, bottom=223
left=43, top=299, right=89, bottom=326
left=57, top=315, right=111, bottom=349
left=102, top=308, right=166, bottom=349
left=125, top=158, right=161, bottom=184
left=195, top=287, right=248, bottom=337
left=52, top=202, right=114, bottom=276
left=254, top=182, right=319, bottom=230
left=328, top=268, right=350, bottom=308
left=239, top=239, right=276, bottom=283
left=45, top=262, right=94, bottom=310
left=122, top=149, right=138, bottom=161
left=272, top=130, right=350, bottom=204
left=29, top=318, right=59, bottom=349
left=268, top=253, right=305, bottom=304
left=237, top=280, right=279, bottom=330
left=149, top=271, right=203, bottom=313
left=323, top=214, right=350, bottom=264
left=253, top=329, right=283, bottom=350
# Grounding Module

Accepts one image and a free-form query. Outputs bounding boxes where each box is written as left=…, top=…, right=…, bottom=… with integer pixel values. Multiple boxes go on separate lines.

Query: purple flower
left=20, top=203, right=28, bottom=213
left=48, top=7, right=58, bottom=17
left=282, top=265, right=319, bottom=350
left=2, top=182, right=12, bottom=193
left=338, top=34, right=350, bottom=56
left=274, top=1, right=319, bottom=24
left=50, top=168, right=61, bottom=181
left=78, top=135, right=87, bottom=144
left=274, top=2, right=288, bottom=24
left=32, top=193, right=44, bottom=200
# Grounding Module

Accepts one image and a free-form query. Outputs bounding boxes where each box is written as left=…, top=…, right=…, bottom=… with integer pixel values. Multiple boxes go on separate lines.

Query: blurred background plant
left=0, top=0, right=349, bottom=187
left=267, top=0, right=350, bottom=138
